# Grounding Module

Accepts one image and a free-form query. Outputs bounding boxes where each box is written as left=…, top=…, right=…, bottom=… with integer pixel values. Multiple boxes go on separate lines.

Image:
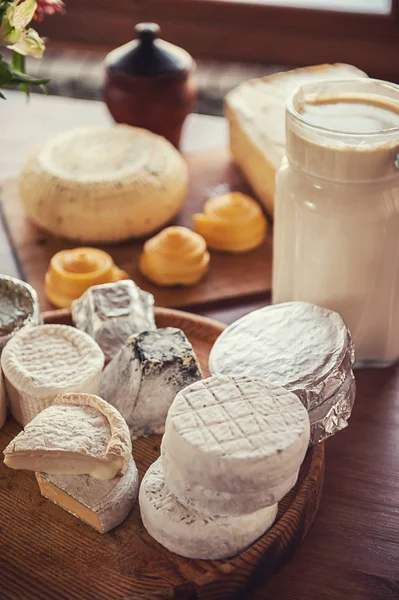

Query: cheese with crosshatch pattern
left=161, top=375, right=310, bottom=516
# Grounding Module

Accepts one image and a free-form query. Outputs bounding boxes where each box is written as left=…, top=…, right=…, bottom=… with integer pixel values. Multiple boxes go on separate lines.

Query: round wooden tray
left=0, top=307, right=325, bottom=600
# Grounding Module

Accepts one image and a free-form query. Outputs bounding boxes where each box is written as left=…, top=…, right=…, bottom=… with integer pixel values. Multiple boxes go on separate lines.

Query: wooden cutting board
left=0, top=307, right=324, bottom=600
left=0, top=148, right=272, bottom=312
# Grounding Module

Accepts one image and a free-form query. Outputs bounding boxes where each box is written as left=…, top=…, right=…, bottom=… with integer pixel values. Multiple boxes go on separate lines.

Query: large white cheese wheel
left=101, top=328, right=202, bottom=440
left=3, top=392, right=132, bottom=480
left=1, top=324, right=104, bottom=426
left=36, top=456, right=139, bottom=533
left=225, top=64, right=367, bottom=214
left=0, top=368, right=6, bottom=430
left=162, top=375, right=310, bottom=516
left=139, top=457, right=278, bottom=560
left=18, top=125, right=189, bottom=243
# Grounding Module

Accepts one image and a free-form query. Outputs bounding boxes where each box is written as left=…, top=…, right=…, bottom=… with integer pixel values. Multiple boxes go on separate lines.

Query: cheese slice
left=101, top=328, right=202, bottom=440
left=0, top=368, right=6, bottom=430
left=18, top=124, right=189, bottom=243
left=72, top=279, right=156, bottom=363
left=225, top=64, right=368, bottom=214
left=36, top=456, right=139, bottom=533
left=1, top=324, right=104, bottom=426
left=162, top=375, right=310, bottom=516
left=3, top=393, right=132, bottom=480
left=139, top=457, right=278, bottom=560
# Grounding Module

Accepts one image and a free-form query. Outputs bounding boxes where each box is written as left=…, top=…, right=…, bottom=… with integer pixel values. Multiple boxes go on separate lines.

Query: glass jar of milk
left=273, top=79, right=399, bottom=367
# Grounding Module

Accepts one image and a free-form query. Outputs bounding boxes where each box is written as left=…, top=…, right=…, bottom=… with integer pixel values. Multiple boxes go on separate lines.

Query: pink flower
left=34, top=0, right=66, bottom=21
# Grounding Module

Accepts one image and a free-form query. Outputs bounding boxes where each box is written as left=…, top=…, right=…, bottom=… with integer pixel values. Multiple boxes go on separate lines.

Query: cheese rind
left=101, top=328, right=202, bottom=440
left=36, top=456, right=139, bottom=533
left=72, top=280, right=156, bottom=363
left=225, top=64, right=367, bottom=214
left=139, top=457, right=278, bottom=560
left=18, top=124, right=189, bottom=243
left=0, top=369, right=6, bottom=430
left=162, top=375, right=309, bottom=515
left=1, top=324, right=104, bottom=426
left=3, top=393, right=132, bottom=480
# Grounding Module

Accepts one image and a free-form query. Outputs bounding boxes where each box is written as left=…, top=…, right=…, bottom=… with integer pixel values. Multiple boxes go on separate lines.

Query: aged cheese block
left=225, top=64, right=367, bottom=214
left=72, top=280, right=156, bottom=363
left=101, top=328, right=202, bottom=440
left=139, top=457, right=278, bottom=560
left=3, top=393, right=132, bottom=480
left=0, top=275, right=41, bottom=354
left=18, top=124, right=189, bottom=243
left=36, top=456, right=139, bottom=533
left=1, top=324, right=104, bottom=426
left=209, top=302, right=354, bottom=411
left=162, top=375, right=310, bottom=516
left=0, top=369, right=6, bottom=430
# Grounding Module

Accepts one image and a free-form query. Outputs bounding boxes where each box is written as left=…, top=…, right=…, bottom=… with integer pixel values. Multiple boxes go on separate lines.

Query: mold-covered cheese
left=101, top=328, right=202, bottom=440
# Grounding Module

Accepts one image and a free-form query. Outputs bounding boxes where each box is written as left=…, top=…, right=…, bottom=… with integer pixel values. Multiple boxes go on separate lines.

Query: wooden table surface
left=1, top=91, right=398, bottom=600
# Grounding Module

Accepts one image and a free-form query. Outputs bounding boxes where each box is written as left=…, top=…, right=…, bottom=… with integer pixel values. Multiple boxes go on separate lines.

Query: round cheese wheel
left=19, top=125, right=189, bottom=243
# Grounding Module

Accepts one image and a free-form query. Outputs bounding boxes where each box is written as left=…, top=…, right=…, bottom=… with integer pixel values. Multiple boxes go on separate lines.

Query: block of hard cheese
left=3, top=393, right=132, bottom=480
left=225, top=64, right=367, bottom=214
left=36, top=456, right=139, bottom=533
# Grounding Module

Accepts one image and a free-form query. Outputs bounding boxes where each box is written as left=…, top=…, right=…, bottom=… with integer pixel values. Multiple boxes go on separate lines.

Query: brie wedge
left=139, top=457, right=278, bottom=560
left=36, top=456, right=139, bottom=533
left=3, top=393, right=132, bottom=480
left=1, top=324, right=104, bottom=426
left=101, top=328, right=202, bottom=440
left=225, top=64, right=367, bottom=214
left=162, top=375, right=310, bottom=515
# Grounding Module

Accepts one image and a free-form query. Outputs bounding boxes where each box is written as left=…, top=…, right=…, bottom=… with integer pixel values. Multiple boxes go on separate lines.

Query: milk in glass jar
left=273, top=79, right=399, bottom=367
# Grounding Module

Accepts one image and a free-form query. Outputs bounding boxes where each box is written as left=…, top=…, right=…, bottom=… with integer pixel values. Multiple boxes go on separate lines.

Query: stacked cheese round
left=139, top=375, right=310, bottom=559
left=1, top=325, right=104, bottom=426
left=19, top=125, right=189, bottom=243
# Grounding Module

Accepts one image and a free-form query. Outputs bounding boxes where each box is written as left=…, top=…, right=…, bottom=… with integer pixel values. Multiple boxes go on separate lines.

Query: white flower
left=1, top=0, right=38, bottom=44
left=8, top=27, right=45, bottom=58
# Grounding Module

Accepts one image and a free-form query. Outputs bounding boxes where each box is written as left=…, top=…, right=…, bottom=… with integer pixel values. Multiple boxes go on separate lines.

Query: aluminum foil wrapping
left=0, top=275, right=41, bottom=355
left=307, top=371, right=356, bottom=446
left=72, top=279, right=156, bottom=363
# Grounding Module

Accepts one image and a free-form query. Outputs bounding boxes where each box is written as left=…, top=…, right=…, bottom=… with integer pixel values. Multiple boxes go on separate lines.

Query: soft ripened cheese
left=101, top=328, right=202, bottom=440
left=225, top=64, right=367, bottom=214
left=18, top=124, right=189, bottom=243
left=209, top=302, right=354, bottom=410
left=0, top=275, right=41, bottom=354
left=139, top=457, right=278, bottom=560
left=3, top=393, right=132, bottom=480
left=1, top=324, right=104, bottom=426
left=36, top=456, right=139, bottom=533
left=0, top=369, right=6, bottom=430
left=72, top=280, right=156, bottom=363
left=162, top=375, right=310, bottom=516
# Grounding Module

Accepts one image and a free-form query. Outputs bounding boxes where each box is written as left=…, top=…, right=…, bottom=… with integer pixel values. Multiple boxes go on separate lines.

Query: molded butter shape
left=18, top=124, right=188, bottom=243
left=225, top=64, right=368, bottom=214
left=45, top=247, right=128, bottom=308
left=36, top=456, right=139, bottom=533
left=139, top=457, right=278, bottom=560
left=194, top=192, right=267, bottom=252
left=1, top=324, right=104, bottom=426
left=3, top=392, right=132, bottom=480
left=139, top=226, right=210, bottom=286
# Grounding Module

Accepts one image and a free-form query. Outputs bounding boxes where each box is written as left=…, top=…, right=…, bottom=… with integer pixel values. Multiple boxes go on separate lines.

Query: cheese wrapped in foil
left=72, top=280, right=156, bottom=363
left=209, top=301, right=356, bottom=445
left=0, top=275, right=41, bottom=354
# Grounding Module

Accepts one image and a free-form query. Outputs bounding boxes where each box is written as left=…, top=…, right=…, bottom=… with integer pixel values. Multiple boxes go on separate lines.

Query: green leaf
left=12, top=50, right=25, bottom=73
left=0, top=90, right=6, bottom=99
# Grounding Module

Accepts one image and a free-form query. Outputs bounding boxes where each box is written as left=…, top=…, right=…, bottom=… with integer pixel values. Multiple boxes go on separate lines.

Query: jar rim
left=286, top=78, right=399, bottom=139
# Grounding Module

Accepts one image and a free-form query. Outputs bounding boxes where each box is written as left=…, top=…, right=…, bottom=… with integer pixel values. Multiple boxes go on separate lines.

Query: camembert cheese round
left=18, top=125, right=189, bottom=243
left=139, top=457, right=278, bottom=560
left=1, top=324, right=104, bottom=426
left=162, top=375, right=310, bottom=516
left=4, top=392, right=132, bottom=480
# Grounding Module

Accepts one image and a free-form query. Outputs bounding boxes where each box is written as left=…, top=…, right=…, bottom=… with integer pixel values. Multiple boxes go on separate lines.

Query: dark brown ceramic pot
left=103, top=23, right=197, bottom=149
